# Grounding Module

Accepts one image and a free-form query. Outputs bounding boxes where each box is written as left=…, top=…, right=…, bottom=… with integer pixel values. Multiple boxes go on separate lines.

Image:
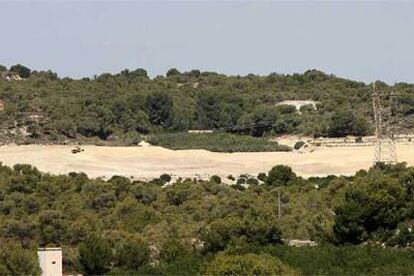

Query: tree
left=328, top=109, right=369, bottom=137
left=210, top=175, right=221, bottom=184
left=334, top=175, right=406, bottom=244
left=203, top=252, right=297, bottom=275
left=238, top=106, right=279, bottom=137
left=160, top=173, right=172, bottom=183
left=200, top=216, right=282, bottom=253
left=160, top=238, right=191, bottom=263
left=115, top=236, right=150, bottom=270
left=0, top=242, right=41, bottom=276
left=145, top=92, right=173, bottom=127
left=32, top=70, right=58, bottom=80
left=196, top=91, right=225, bottom=129
left=131, top=183, right=161, bottom=205
left=166, top=68, right=181, bottom=77
left=79, top=233, right=112, bottom=275
left=352, top=116, right=370, bottom=136
left=77, top=119, right=100, bottom=137
left=55, top=119, right=77, bottom=138
left=130, top=68, right=148, bottom=78
left=188, top=69, right=201, bottom=78
left=166, top=184, right=190, bottom=206
left=38, top=210, right=69, bottom=245
left=9, top=64, right=31, bottom=78
left=265, top=165, right=297, bottom=186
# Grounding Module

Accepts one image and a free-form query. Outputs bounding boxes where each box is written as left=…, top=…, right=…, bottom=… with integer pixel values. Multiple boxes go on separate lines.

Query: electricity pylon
left=372, top=82, right=397, bottom=164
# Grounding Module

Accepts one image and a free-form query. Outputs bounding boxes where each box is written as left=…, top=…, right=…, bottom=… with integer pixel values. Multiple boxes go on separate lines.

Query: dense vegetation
left=2, top=162, right=414, bottom=274
left=147, top=132, right=290, bottom=152
left=1, top=64, right=414, bottom=148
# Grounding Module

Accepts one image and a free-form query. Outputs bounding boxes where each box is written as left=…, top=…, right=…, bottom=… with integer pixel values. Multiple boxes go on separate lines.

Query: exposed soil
left=0, top=144, right=413, bottom=180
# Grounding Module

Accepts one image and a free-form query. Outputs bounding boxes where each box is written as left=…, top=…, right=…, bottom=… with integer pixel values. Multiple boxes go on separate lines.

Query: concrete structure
left=188, top=129, right=214, bottom=134
left=37, top=248, right=62, bottom=276
left=284, top=239, right=317, bottom=247
left=276, top=100, right=320, bottom=114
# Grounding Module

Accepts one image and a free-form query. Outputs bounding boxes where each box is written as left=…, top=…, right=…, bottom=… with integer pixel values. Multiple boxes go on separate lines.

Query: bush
left=294, top=141, right=305, bottom=150
left=265, top=165, right=297, bottom=187
left=334, top=175, right=406, bottom=244
left=166, top=184, right=191, bottom=206
left=160, top=173, right=172, bottom=183
left=150, top=178, right=165, bottom=186
left=246, top=178, right=259, bottom=185
left=147, top=132, right=291, bottom=152
left=79, top=233, right=112, bottom=275
left=328, top=109, right=369, bottom=137
left=203, top=252, right=296, bottom=275
left=115, top=236, right=150, bottom=270
left=9, top=64, right=31, bottom=78
left=160, top=239, right=191, bottom=263
left=0, top=242, right=41, bottom=276
left=237, top=178, right=246, bottom=185
left=231, top=184, right=246, bottom=191
left=210, top=175, right=221, bottom=184
left=200, top=217, right=282, bottom=253
left=268, top=245, right=414, bottom=275
left=257, top=172, right=267, bottom=181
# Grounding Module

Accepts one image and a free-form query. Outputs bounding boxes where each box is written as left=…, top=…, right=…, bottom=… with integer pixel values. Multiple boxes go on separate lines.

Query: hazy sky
left=1, top=1, right=413, bottom=83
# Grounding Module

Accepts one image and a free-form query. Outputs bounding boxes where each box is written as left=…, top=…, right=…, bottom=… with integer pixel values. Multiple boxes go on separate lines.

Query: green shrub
left=268, top=245, right=414, bottom=275
left=160, top=239, right=191, bottom=263
left=294, top=141, right=305, bottom=150
left=231, top=184, right=246, bottom=191
left=166, top=184, right=191, bottom=206
left=334, top=174, right=406, bottom=244
left=147, top=132, right=291, bottom=152
left=203, top=252, right=297, bottom=276
left=237, top=178, right=246, bottom=185
left=200, top=217, right=282, bottom=253
left=79, top=233, right=112, bottom=275
left=265, top=165, right=297, bottom=186
left=246, top=178, right=259, bottom=185
left=0, top=242, right=41, bottom=276
left=210, top=175, right=222, bottom=184
left=257, top=172, right=267, bottom=181
left=160, top=173, right=172, bottom=183
left=150, top=178, right=165, bottom=186
left=115, top=236, right=150, bottom=270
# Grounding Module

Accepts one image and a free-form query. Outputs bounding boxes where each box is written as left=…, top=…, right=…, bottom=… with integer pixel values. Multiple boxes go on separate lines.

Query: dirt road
left=0, top=144, right=412, bottom=180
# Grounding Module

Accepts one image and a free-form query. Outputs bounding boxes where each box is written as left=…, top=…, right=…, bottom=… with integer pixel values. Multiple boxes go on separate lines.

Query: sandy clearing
left=0, top=144, right=412, bottom=180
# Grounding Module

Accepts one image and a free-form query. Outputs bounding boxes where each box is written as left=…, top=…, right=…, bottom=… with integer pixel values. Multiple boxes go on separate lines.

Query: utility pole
left=372, top=82, right=397, bottom=164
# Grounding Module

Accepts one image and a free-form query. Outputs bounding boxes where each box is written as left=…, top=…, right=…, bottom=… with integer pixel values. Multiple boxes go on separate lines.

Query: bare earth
left=0, top=144, right=413, bottom=180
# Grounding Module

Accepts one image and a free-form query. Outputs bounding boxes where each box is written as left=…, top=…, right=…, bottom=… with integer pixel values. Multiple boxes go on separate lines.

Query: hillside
left=2, top=162, right=414, bottom=274
left=1, top=65, right=414, bottom=148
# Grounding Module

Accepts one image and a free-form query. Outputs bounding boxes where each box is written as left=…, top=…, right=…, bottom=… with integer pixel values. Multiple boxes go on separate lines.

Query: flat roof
left=37, top=248, right=62, bottom=251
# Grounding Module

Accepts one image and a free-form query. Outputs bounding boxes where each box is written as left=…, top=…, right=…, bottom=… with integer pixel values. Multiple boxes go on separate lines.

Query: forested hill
left=1, top=64, right=414, bottom=145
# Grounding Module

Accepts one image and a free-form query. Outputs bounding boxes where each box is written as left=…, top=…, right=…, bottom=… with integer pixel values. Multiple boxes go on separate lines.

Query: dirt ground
left=0, top=144, right=413, bottom=180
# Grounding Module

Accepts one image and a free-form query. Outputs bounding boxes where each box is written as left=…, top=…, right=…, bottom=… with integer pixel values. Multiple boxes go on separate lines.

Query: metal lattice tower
left=372, top=82, right=397, bottom=164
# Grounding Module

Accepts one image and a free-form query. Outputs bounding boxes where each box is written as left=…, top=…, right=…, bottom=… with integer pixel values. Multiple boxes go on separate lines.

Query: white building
left=37, top=248, right=62, bottom=276
left=276, top=100, right=320, bottom=113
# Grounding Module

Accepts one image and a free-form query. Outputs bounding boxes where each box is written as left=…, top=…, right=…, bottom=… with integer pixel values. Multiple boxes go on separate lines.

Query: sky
left=0, top=1, right=414, bottom=83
